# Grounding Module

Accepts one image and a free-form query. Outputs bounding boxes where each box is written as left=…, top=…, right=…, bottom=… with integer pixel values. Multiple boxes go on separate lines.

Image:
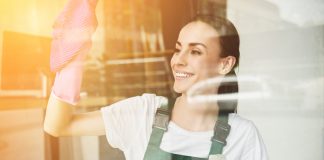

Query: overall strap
left=143, top=105, right=171, bottom=160
left=208, top=113, right=231, bottom=158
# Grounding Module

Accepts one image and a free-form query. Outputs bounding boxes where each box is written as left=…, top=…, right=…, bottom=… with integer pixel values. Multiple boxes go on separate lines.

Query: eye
left=190, top=49, right=202, bottom=55
left=174, top=48, right=181, bottom=54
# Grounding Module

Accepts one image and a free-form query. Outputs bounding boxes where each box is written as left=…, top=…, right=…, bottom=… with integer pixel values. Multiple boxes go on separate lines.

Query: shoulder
left=229, top=113, right=256, bottom=134
left=227, top=114, right=268, bottom=159
left=99, top=93, right=168, bottom=150
left=227, top=114, right=260, bottom=146
left=140, top=93, right=169, bottom=109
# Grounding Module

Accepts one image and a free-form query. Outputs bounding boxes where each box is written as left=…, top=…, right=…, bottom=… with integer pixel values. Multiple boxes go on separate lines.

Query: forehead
left=177, top=21, right=220, bottom=45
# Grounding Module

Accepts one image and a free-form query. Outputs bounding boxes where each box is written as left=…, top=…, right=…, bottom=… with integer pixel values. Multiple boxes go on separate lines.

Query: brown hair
left=194, top=15, right=240, bottom=114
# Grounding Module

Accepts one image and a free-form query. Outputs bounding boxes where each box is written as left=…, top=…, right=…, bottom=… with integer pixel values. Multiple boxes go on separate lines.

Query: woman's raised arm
left=43, top=0, right=105, bottom=137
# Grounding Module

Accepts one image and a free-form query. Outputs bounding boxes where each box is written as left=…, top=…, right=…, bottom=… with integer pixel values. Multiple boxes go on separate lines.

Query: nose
left=172, top=51, right=188, bottom=66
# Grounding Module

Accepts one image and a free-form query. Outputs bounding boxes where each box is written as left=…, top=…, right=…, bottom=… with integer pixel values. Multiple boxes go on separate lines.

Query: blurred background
left=0, top=0, right=323, bottom=160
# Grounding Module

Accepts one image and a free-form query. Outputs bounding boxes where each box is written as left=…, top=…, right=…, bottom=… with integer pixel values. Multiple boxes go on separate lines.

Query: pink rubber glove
left=51, top=0, right=98, bottom=105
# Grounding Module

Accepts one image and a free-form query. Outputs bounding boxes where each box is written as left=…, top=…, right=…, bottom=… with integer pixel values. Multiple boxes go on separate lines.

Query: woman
left=44, top=0, right=268, bottom=159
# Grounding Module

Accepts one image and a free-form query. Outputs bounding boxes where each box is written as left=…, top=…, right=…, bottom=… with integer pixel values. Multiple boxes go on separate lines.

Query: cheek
left=207, top=59, right=220, bottom=74
left=195, top=57, right=220, bottom=77
left=170, top=55, right=176, bottom=67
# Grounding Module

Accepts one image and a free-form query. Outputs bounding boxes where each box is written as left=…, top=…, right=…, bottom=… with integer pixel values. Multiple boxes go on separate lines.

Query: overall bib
left=143, top=105, right=231, bottom=160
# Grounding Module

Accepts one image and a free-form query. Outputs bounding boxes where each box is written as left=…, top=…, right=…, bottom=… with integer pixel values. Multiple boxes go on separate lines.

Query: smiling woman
left=43, top=0, right=268, bottom=159
left=171, top=16, right=240, bottom=116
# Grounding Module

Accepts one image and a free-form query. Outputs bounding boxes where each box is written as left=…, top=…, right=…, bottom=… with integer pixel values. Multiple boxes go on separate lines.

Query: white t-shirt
left=100, top=94, right=268, bottom=160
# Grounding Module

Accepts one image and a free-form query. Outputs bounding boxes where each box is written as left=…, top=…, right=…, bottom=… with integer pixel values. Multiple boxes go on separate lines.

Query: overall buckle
left=211, top=120, right=231, bottom=145
left=153, top=109, right=170, bottom=131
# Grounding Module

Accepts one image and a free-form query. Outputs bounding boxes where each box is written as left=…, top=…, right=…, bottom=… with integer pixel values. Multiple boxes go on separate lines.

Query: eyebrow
left=176, top=41, right=207, bottom=49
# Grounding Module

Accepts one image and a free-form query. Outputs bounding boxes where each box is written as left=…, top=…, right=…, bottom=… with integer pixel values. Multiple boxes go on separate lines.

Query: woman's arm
left=44, top=94, right=105, bottom=137
left=43, top=0, right=104, bottom=137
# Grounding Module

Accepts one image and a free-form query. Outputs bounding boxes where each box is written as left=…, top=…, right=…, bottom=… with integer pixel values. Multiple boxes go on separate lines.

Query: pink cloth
left=50, top=0, right=98, bottom=72
left=51, top=0, right=98, bottom=105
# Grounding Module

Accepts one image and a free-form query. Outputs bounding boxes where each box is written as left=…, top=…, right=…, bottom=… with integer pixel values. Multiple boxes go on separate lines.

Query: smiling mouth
left=174, top=71, right=194, bottom=79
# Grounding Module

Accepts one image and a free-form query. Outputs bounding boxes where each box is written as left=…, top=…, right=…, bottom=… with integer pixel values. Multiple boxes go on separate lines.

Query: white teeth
left=175, top=72, right=193, bottom=78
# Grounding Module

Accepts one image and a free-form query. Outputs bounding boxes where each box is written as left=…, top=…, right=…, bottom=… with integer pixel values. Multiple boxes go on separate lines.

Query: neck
left=171, top=93, right=219, bottom=132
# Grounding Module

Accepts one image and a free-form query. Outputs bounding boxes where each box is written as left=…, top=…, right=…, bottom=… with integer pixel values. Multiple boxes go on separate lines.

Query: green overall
left=143, top=105, right=231, bottom=160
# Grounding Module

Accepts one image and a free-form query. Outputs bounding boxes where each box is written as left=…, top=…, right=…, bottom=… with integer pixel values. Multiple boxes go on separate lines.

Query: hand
left=50, top=0, right=98, bottom=105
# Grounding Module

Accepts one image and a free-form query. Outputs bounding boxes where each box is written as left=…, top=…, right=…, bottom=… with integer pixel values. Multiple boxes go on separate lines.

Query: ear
left=217, top=56, right=236, bottom=75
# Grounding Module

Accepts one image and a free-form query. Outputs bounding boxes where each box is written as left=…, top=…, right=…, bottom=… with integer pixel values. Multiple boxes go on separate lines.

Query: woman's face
left=171, top=21, right=224, bottom=94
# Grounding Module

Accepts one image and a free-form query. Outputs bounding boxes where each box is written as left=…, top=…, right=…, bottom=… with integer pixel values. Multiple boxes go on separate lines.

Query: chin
left=173, top=87, right=183, bottom=94
left=173, top=83, right=190, bottom=94
left=173, top=78, right=198, bottom=94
